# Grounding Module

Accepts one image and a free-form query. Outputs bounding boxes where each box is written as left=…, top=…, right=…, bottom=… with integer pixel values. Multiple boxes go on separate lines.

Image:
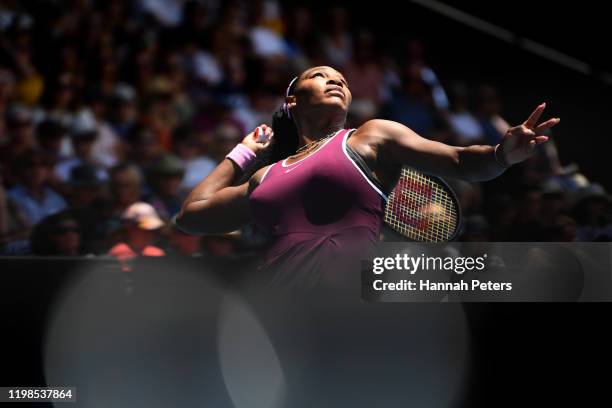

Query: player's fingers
left=524, top=103, right=546, bottom=128
left=535, top=118, right=560, bottom=133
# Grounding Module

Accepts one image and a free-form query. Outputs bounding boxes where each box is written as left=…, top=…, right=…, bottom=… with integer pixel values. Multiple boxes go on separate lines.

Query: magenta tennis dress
left=249, top=129, right=388, bottom=287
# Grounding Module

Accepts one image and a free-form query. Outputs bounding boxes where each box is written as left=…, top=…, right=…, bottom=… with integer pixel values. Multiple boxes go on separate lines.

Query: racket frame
left=383, top=166, right=463, bottom=242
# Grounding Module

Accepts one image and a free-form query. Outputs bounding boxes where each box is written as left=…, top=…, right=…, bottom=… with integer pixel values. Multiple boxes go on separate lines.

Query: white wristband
left=494, top=144, right=511, bottom=168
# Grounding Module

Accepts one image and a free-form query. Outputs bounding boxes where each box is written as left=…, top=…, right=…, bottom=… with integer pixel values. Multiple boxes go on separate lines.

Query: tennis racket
left=384, top=166, right=461, bottom=242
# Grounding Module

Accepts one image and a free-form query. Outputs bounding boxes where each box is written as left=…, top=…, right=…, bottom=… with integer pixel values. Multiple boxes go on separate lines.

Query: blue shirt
left=7, top=185, right=67, bottom=225
left=384, top=95, right=435, bottom=136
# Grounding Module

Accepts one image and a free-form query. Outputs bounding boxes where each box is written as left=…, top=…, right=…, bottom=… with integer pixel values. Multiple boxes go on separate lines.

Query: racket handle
left=255, top=126, right=269, bottom=142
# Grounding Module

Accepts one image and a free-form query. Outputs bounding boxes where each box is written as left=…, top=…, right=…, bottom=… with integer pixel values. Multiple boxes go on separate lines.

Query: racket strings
left=384, top=168, right=458, bottom=242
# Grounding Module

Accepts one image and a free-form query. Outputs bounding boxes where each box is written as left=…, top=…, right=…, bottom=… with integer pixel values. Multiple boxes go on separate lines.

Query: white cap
left=122, top=202, right=165, bottom=230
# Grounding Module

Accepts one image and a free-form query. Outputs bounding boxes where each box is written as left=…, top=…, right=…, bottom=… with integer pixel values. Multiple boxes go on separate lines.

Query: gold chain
left=293, top=130, right=339, bottom=156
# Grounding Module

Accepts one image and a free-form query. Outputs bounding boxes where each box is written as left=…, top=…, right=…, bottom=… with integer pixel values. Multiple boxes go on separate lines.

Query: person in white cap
left=108, top=202, right=165, bottom=263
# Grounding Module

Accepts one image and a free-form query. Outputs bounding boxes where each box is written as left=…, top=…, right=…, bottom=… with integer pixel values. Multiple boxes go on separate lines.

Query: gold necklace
left=293, top=130, right=339, bottom=156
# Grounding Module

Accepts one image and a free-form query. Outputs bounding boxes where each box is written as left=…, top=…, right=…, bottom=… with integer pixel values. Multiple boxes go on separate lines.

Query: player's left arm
left=356, top=104, right=559, bottom=182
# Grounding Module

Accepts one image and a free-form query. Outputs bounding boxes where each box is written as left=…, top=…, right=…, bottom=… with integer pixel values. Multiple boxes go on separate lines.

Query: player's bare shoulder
left=349, top=119, right=398, bottom=164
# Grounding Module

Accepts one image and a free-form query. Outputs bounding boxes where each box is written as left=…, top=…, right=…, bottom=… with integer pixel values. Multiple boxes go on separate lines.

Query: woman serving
left=175, top=66, right=559, bottom=287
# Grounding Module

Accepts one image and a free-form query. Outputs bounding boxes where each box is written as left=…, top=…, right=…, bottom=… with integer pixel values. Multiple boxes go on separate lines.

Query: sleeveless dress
left=249, top=128, right=388, bottom=288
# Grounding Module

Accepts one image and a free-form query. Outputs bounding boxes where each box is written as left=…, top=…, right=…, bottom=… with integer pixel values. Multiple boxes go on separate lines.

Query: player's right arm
left=175, top=125, right=273, bottom=235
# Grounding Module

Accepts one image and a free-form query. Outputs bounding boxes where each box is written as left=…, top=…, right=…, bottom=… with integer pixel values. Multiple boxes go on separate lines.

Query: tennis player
left=175, top=66, right=559, bottom=287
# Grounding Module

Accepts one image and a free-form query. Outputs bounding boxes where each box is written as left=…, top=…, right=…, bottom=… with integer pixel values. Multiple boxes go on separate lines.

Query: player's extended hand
left=241, top=124, right=274, bottom=156
left=498, top=103, right=560, bottom=165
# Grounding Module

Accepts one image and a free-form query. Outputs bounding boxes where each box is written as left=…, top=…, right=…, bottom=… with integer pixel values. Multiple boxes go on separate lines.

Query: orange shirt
left=108, top=242, right=165, bottom=261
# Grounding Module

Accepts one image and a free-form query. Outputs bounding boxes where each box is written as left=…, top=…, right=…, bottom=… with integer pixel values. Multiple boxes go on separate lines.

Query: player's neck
left=296, top=117, right=344, bottom=147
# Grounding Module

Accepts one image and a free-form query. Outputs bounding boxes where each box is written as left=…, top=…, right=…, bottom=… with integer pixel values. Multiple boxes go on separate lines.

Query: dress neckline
left=281, top=129, right=344, bottom=167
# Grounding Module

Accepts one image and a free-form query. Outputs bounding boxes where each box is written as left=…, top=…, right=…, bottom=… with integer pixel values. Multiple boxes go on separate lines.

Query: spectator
left=77, top=89, right=123, bottom=168
left=445, top=82, right=484, bottom=145
left=108, top=85, right=138, bottom=140
left=343, top=30, right=384, bottom=109
left=143, top=77, right=181, bottom=152
left=320, top=5, right=352, bottom=68
left=182, top=25, right=225, bottom=87
left=4, top=18, right=45, bottom=107
left=539, top=178, right=569, bottom=228
left=108, top=202, right=166, bottom=263
left=343, top=31, right=383, bottom=128
left=146, top=154, right=186, bottom=220
left=7, top=149, right=67, bottom=226
left=30, top=210, right=81, bottom=256
left=108, top=163, right=143, bottom=217
left=55, top=118, right=108, bottom=183
left=0, top=106, right=36, bottom=170
left=283, top=5, right=316, bottom=71
left=232, top=86, right=280, bottom=137
left=402, top=39, right=449, bottom=110
left=571, top=183, right=612, bottom=241
left=35, top=119, right=67, bottom=165
left=38, top=73, right=78, bottom=130
left=0, top=174, right=30, bottom=254
left=378, top=57, right=402, bottom=107
left=127, top=124, right=164, bottom=172
left=208, top=122, right=242, bottom=163
left=173, top=125, right=216, bottom=192
left=476, top=85, right=510, bottom=145
left=249, top=0, right=288, bottom=59
left=64, top=164, right=106, bottom=210
left=163, top=52, right=195, bottom=124
left=64, top=164, right=109, bottom=254
left=383, top=62, right=437, bottom=137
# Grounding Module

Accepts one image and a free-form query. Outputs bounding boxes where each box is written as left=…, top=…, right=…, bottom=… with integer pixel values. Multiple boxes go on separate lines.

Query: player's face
left=292, top=66, right=352, bottom=113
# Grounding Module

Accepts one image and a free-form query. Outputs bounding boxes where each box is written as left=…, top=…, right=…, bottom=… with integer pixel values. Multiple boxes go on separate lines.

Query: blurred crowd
left=0, top=0, right=610, bottom=259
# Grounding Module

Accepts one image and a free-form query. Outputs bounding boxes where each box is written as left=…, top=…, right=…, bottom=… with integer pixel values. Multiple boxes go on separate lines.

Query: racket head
left=383, top=166, right=462, bottom=242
